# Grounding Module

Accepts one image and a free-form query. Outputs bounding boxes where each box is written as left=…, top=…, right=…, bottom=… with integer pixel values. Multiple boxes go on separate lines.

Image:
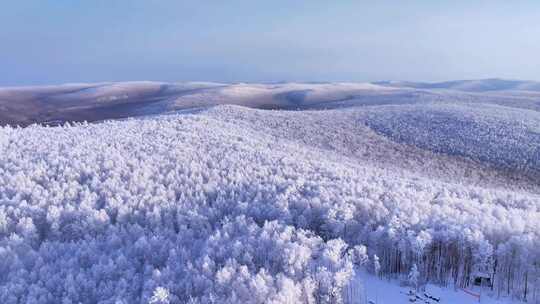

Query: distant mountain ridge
left=2, top=79, right=540, bottom=127
left=373, top=78, right=540, bottom=92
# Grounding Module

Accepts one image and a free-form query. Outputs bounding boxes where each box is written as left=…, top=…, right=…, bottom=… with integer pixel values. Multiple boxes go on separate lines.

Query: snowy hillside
left=0, top=82, right=391, bottom=126
left=3, top=80, right=540, bottom=127
left=374, top=79, right=540, bottom=92
left=0, top=81, right=539, bottom=303
left=363, top=103, right=540, bottom=179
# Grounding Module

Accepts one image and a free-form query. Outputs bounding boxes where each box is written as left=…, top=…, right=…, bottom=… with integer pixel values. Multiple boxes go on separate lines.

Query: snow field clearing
left=355, top=270, right=518, bottom=304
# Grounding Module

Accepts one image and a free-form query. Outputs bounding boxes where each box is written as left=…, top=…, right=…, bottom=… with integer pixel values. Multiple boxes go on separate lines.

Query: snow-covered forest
left=0, top=82, right=539, bottom=303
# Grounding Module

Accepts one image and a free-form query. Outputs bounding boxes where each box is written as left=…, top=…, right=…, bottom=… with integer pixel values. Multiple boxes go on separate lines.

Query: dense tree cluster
left=364, top=102, right=540, bottom=179
left=205, top=105, right=539, bottom=192
left=0, top=105, right=538, bottom=303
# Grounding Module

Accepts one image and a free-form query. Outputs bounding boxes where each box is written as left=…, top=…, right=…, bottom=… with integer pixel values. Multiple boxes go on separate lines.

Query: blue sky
left=1, top=0, right=539, bottom=85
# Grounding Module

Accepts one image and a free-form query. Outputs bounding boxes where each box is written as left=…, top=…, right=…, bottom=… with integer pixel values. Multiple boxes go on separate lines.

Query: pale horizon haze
left=1, top=0, right=540, bottom=86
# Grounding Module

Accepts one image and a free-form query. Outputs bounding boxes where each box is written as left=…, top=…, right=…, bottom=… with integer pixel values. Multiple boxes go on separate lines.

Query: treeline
left=359, top=226, right=540, bottom=302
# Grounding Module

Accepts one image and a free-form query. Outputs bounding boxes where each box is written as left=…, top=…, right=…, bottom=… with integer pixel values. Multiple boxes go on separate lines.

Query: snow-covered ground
left=0, top=80, right=539, bottom=303
left=355, top=270, right=517, bottom=304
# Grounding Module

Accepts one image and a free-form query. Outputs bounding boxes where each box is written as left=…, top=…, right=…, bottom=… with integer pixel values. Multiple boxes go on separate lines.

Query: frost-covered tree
left=149, top=287, right=170, bottom=304
left=372, top=255, right=381, bottom=278
left=408, top=264, right=420, bottom=291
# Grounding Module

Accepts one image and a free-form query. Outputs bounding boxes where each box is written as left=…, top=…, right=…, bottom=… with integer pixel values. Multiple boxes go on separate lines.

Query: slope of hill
left=374, top=79, right=540, bottom=92
left=363, top=103, right=540, bottom=179
left=0, top=82, right=392, bottom=126
left=2, top=80, right=540, bottom=128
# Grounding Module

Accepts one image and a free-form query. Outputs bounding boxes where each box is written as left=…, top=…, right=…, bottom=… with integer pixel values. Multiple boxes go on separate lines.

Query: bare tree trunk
left=524, top=271, right=528, bottom=302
